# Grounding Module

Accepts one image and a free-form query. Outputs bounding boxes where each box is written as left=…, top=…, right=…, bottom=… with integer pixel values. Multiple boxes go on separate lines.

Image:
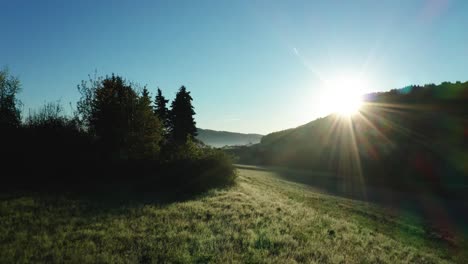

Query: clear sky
left=2, top=0, right=467, bottom=134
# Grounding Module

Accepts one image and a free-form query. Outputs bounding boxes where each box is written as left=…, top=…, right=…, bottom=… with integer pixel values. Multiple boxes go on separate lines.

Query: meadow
left=1, top=166, right=465, bottom=263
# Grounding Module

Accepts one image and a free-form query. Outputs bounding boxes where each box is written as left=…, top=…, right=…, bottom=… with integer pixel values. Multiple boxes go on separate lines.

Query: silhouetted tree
left=169, top=86, right=197, bottom=143
left=0, top=68, right=21, bottom=129
left=2, top=72, right=235, bottom=194
left=76, top=72, right=103, bottom=130
left=94, top=75, right=137, bottom=158
left=77, top=74, right=164, bottom=159
left=154, top=88, right=170, bottom=133
left=128, top=87, right=163, bottom=159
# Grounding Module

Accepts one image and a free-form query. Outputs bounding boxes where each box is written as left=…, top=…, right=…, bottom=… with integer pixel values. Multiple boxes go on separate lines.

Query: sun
left=320, top=73, right=367, bottom=116
left=332, top=86, right=363, bottom=116
left=334, top=95, right=363, bottom=116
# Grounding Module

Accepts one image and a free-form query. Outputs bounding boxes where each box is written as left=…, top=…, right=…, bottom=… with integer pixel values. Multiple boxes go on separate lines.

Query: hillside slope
left=1, top=167, right=463, bottom=263
left=196, top=128, right=263, bottom=147
left=227, top=82, right=468, bottom=234
left=228, top=81, right=467, bottom=189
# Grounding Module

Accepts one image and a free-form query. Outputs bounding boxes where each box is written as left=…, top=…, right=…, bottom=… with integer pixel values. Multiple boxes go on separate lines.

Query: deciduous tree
left=0, top=68, right=21, bottom=129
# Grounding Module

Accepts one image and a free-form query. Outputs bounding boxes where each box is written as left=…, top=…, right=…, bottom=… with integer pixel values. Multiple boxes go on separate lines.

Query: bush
left=23, top=102, right=94, bottom=160
left=185, top=148, right=237, bottom=192
left=159, top=140, right=237, bottom=193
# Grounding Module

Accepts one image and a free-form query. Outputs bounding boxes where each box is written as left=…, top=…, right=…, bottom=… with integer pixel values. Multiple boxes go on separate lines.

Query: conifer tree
left=129, top=87, right=163, bottom=159
left=154, top=88, right=169, bottom=132
left=169, top=86, right=197, bottom=143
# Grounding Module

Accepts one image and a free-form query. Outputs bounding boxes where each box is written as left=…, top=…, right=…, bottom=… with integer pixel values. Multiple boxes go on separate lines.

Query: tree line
left=75, top=73, right=198, bottom=160
left=0, top=68, right=235, bottom=193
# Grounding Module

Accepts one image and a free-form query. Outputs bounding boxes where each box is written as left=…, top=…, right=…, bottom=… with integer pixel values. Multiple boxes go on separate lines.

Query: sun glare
left=334, top=95, right=363, bottom=116
left=321, top=74, right=367, bottom=116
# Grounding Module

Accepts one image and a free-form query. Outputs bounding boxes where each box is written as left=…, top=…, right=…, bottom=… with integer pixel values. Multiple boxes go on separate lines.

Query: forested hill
left=227, top=81, right=468, bottom=195
left=258, top=81, right=468, bottom=147
left=196, top=128, right=263, bottom=147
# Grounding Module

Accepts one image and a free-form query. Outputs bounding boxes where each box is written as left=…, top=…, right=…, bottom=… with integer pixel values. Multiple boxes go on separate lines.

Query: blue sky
left=2, top=0, right=467, bottom=134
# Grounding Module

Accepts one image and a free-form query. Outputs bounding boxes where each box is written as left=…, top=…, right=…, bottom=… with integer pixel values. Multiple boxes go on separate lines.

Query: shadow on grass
left=1, top=166, right=233, bottom=217
left=0, top=184, right=207, bottom=211
left=0, top=182, right=232, bottom=225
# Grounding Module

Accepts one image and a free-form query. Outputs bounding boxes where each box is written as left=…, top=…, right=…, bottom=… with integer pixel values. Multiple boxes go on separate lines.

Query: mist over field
left=196, top=128, right=263, bottom=147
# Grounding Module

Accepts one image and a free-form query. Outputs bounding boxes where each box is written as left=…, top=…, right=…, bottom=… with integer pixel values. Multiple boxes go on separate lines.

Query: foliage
left=127, top=88, right=163, bottom=160
left=169, top=86, right=197, bottom=143
left=77, top=74, right=163, bottom=159
left=76, top=72, right=103, bottom=130
left=1, top=71, right=235, bottom=194
left=24, top=102, right=93, bottom=155
left=188, top=148, right=237, bottom=190
left=164, top=138, right=237, bottom=191
left=154, top=135, right=237, bottom=192
left=25, top=101, right=72, bottom=129
left=0, top=67, right=22, bottom=129
left=154, top=88, right=170, bottom=134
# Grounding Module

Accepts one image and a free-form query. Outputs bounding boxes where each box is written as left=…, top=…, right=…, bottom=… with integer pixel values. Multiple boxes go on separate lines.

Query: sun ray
left=346, top=115, right=366, bottom=199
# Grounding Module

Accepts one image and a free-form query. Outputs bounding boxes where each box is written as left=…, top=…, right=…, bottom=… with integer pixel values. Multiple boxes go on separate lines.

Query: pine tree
left=169, top=86, right=197, bottom=143
left=129, top=87, right=163, bottom=159
left=154, top=88, right=169, bottom=132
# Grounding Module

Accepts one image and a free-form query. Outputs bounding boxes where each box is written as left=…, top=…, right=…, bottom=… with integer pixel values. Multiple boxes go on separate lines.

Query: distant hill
left=196, top=128, right=263, bottom=147
left=227, top=81, right=467, bottom=194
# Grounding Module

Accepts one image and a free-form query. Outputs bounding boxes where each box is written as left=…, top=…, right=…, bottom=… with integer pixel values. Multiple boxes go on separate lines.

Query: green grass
left=1, top=167, right=465, bottom=263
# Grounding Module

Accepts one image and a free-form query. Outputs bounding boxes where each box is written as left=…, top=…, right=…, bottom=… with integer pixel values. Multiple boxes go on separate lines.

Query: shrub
left=23, top=102, right=93, bottom=160
left=190, top=149, right=237, bottom=191
left=160, top=142, right=237, bottom=193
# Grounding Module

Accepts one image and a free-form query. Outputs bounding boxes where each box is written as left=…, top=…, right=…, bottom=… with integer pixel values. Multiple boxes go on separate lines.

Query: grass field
left=1, top=167, right=466, bottom=263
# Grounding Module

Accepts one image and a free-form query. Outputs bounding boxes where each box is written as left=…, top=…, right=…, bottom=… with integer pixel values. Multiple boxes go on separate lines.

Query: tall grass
left=1, top=167, right=463, bottom=263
